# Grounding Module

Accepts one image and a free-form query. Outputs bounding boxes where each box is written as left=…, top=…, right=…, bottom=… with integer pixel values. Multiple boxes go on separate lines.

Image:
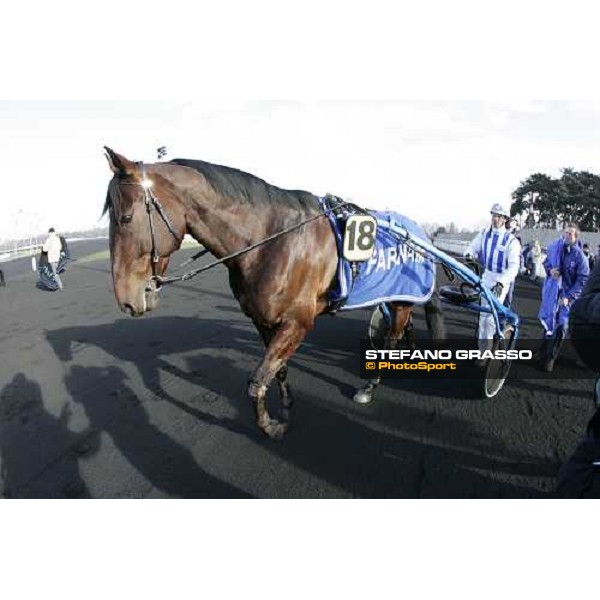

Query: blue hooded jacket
left=538, top=237, right=589, bottom=334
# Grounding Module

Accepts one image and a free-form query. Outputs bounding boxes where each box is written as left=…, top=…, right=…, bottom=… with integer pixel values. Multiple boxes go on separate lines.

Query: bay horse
left=103, top=148, right=445, bottom=439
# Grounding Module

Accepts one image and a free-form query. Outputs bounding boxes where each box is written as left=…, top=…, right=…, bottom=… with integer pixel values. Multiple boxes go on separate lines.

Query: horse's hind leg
left=249, top=319, right=308, bottom=439
left=353, top=305, right=413, bottom=405
left=404, top=312, right=416, bottom=351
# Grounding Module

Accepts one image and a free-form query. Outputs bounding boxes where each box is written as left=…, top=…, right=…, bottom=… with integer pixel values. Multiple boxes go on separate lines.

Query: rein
left=158, top=200, right=351, bottom=286
left=115, top=168, right=355, bottom=288
left=115, top=168, right=453, bottom=291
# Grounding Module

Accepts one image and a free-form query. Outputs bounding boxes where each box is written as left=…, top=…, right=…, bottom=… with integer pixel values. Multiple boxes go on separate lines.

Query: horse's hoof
left=352, top=388, right=374, bottom=405
left=263, top=420, right=288, bottom=440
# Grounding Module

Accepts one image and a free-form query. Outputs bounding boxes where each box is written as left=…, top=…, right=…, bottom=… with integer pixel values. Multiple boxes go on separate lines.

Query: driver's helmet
left=490, top=203, right=510, bottom=218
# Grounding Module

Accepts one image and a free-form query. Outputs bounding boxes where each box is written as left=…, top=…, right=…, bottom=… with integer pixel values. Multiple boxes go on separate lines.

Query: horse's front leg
left=249, top=320, right=307, bottom=439
left=256, top=325, right=294, bottom=421
left=275, top=364, right=294, bottom=422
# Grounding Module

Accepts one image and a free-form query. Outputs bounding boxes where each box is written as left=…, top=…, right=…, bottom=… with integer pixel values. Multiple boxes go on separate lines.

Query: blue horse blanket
left=320, top=199, right=435, bottom=310
left=37, top=252, right=68, bottom=291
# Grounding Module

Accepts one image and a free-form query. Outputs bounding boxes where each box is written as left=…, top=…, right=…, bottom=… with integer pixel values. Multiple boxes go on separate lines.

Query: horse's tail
left=424, top=289, right=446, bottom=340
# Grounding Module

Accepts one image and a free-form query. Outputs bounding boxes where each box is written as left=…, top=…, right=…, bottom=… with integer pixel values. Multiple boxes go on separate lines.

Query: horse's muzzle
left=118, top=285, right=160, bottom=317
left=121, top=302, right=143, bottom=318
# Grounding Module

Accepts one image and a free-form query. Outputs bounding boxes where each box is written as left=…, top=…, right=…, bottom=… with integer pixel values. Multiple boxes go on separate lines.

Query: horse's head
left=104, top=147, right=186, bottom=317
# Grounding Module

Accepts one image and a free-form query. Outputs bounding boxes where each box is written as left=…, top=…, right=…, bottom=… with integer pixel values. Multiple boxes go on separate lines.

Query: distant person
left=522, top=242, right=534, bottom=277
left=557, top=260, right=600, bottom=498
left=42, top=227, right=64, bottom=290
left=582, top=243, right=595, bottom=272
left=470, top=203, right=521, bottom=348
left=530, top=240, right=543, bottom=281
left=537, top=224, right=589, bottom=372
left=0, top=268, right=4, bottom=287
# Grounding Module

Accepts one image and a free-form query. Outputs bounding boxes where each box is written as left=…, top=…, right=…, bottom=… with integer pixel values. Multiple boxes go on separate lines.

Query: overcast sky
left=2, top=100, right=600, bottom=241
left=4, top=0, right=600, bottom=587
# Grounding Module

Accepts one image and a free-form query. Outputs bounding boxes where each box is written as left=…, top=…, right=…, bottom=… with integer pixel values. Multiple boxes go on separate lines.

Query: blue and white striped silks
left=478, top=228, right=514, bottom=273
left=538, top=238, right=565, bottom=335
left=320, top=201, right=435, bottom=310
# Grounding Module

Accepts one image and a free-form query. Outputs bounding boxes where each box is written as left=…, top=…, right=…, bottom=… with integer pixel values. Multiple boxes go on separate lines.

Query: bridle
left=114, top=163, right=180, bottom=291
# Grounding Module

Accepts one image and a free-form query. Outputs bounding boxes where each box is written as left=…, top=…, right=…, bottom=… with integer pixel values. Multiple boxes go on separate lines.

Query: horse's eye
left=120, top=215, right=133, bottom=224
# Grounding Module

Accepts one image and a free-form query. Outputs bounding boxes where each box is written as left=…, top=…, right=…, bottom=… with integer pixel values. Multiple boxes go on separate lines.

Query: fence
left=433, top=237, right=473, bottom=257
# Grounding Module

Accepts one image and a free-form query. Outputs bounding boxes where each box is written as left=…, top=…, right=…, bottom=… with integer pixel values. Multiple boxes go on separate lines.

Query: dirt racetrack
left=0, top=240, right=595, bottom=498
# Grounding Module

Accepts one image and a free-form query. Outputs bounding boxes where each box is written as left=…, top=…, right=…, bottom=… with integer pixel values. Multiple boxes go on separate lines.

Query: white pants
left=477, top=271, right=510, bottom=344
left=50, top=262, right=64, bottom=289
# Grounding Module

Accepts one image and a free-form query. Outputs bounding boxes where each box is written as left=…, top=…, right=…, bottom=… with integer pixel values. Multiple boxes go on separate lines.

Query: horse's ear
left=104, top=147, right=137, bottom=176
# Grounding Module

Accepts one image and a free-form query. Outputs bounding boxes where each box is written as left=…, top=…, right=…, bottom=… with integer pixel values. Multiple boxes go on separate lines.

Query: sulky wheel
left=368, top=304, right=392, bottom=350
left=480, top=324, right=515, bottom=398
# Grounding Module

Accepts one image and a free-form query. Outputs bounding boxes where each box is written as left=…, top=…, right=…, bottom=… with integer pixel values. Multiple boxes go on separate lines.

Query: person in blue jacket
left=557, top=260, right=600, bottom=497
left=537, top=223, right=590, bottom=372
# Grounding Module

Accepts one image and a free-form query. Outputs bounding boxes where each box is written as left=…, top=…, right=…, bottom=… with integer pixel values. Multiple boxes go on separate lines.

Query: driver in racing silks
left=468, top=203, right=521, bottom=351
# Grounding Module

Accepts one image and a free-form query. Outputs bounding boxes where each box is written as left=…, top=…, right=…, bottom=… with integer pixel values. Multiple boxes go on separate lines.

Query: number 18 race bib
left=343, top=215, right=377, bottom=261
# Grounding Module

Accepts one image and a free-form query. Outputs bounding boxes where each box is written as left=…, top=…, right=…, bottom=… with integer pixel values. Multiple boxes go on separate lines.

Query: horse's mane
left=169, top=158, right=317, bottom=212
left=102, top=178, right=129, bottom=218
left=102, top=158, right=319, bottom=218
left=102, top=179, right=118, bottom=217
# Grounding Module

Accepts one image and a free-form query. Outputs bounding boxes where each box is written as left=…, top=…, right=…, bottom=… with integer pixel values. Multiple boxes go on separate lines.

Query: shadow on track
left=63, top=365, right=251, bottom=498
left=46, top=315, right=263, bottom=406
left=46, top=316, right=557, bottom=497
left=276, top=392, right=555, bottom=498
left=0, top=373, right=93, bottom=498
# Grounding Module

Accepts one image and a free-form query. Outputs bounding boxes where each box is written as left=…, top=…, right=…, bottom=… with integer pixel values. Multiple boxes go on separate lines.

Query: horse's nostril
left=122, top=303, right=135, bottom=316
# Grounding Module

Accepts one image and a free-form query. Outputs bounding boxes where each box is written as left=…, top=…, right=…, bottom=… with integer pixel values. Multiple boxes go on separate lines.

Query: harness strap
left=148, top=191, right=179, bottom=239
left=117, top=169, right=357, bottom=288
left=144, top=187, right=159, bottom=264
left=139, top=164, right=182, bottom=283
left=157, top=204, right=345, bottom=285
left=169, top=247, right=210, bottom=273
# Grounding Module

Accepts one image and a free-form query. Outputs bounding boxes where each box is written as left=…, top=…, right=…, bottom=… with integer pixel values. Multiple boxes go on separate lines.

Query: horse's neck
left=160, top=164, right=309, bottom=262
left=182, top=185, right=268, bottom=260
